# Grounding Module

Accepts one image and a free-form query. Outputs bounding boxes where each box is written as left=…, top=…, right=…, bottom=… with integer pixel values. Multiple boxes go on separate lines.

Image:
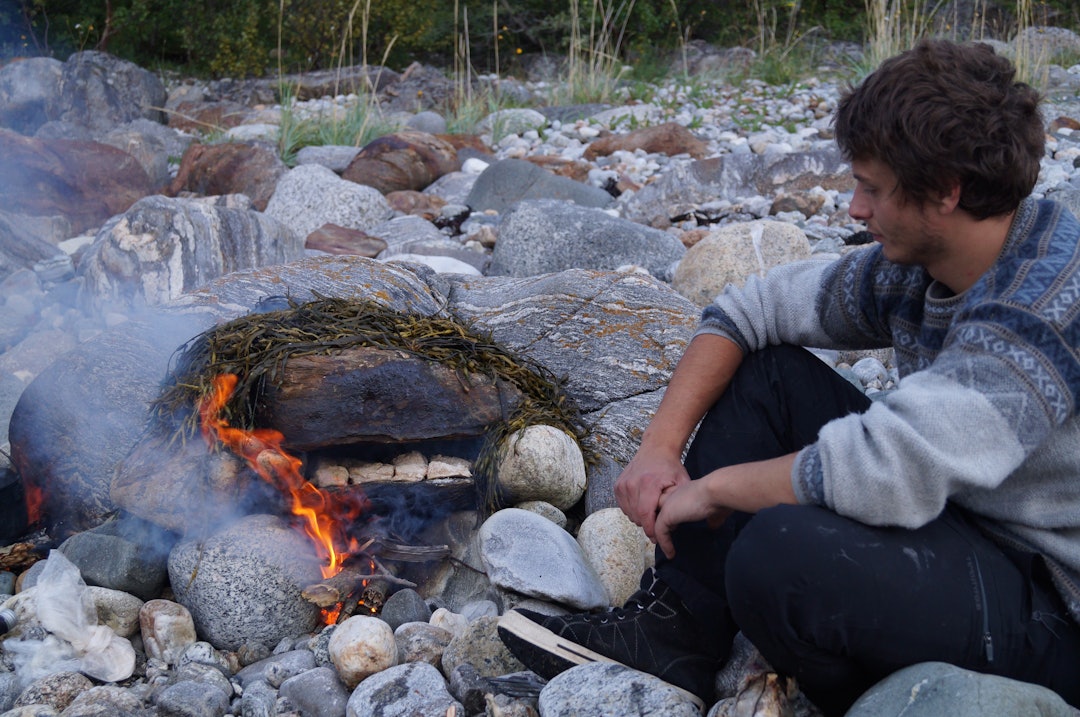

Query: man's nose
left=848, top=192, right=870, bottom=221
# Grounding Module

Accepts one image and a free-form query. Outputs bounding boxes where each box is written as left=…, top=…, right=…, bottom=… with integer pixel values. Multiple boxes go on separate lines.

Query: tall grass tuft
left=546, top=0, right=636, bottom=106
left=863, top=0, right=946, bottom=73
left=747, top=0, right=821, bottom=85
left=1012, top=0, right=1051, bottom=89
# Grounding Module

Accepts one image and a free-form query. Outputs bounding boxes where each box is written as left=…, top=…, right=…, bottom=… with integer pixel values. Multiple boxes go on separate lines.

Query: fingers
left=655, top=517, right=675, bottom=559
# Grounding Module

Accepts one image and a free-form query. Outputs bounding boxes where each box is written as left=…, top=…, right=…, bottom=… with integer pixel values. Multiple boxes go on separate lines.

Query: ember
left=198, top=373, right=370, bottom=579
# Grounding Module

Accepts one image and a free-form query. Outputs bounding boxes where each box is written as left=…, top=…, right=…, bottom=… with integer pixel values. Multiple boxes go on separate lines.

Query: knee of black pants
left=725, top=504, right=814, bottom=608
left=724, top=505, right=839, bottom=664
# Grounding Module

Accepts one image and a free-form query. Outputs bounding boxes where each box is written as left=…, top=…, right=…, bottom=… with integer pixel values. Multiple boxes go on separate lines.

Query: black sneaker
left=497, top=570, right=721, bottom=710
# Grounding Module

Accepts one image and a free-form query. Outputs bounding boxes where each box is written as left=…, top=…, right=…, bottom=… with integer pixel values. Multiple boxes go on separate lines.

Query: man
left=498, top=39, right=1080, bottom=715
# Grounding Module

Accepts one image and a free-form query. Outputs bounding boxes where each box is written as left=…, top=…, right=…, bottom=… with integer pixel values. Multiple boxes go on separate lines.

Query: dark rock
left=58, top=517, right=174, bottom=600
left=256, top=345, right=524, bottom=450
left=465, top=158, right=613, bottom=213
left=342, top=131, right=460, bottom=194
left=0, top=129, right=154, bottom=236
left=380, top=589, right=432, bottom=631
left=9, top=312, right=207, bottom=536
left=168, top=142, right=286, bottom=211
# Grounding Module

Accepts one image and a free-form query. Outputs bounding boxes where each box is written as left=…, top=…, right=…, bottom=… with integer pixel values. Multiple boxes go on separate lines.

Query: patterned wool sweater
left=697, top=197, right=1080, bottom=620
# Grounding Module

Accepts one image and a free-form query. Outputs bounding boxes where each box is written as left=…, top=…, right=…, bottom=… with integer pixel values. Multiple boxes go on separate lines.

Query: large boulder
left=488, top=199, right=686, bottom=280
left=78, top=194, right=304, bottom=314
left=672, top=220, right=815, bottom=306
left=618, top=149, right=854, bottom=228
left=0, top=129, right=155, bottom=235
left=168, top=141, right=286, bottom=211
left=341, top=130, right=460, bottom=194
left=48, top=51, right=167, bottom=136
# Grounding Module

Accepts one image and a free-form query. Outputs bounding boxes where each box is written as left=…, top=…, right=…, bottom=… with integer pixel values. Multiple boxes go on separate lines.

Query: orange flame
left=23, top=480, right=45, bottom=526
left=199, top=374, right=368, bottom=578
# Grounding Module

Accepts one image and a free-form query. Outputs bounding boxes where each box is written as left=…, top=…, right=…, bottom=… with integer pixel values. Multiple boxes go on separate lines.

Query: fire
left=199, top=374, right=368, bottom=579
left=23, top=480, right=45, bottom=526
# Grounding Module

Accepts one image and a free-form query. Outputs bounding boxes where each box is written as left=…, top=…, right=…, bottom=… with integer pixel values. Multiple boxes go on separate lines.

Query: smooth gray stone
left=540, top=662, right=701, bottom=716
left=346, top=662, right=463, bottom=717
left=479, top=508, right=608, bottom=610
left=58, top=517, right=173, bottom=600
left=234, top=650, right=317, bottom=689
left=380, top=588, right=432, bottom=631
left=488, top=199, right=685, bottom=281
left=465, top=158, right=612, bottom=213
left=846, top=662, right=1080, bottom=717
left=154, top=680, right=230, bottom=717
left=278, top=667, right=349, bottom=717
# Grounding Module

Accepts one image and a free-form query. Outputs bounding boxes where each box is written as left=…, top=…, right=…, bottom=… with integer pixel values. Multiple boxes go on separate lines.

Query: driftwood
left=301, top=554, right=419, bottom=609
left=0, top=542, right=42, bottom=572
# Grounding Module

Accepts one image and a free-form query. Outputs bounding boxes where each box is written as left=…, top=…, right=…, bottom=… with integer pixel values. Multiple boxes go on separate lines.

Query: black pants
left=653, top=344, right=1080, bottom=715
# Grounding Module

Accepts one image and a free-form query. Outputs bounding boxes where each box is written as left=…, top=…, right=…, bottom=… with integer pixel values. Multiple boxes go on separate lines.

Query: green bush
left=4, top=0, right=1078, bottom=75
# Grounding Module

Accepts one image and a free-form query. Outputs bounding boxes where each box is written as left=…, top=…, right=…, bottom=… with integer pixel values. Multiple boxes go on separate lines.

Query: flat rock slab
left=259, top=347, right=525, bottom=450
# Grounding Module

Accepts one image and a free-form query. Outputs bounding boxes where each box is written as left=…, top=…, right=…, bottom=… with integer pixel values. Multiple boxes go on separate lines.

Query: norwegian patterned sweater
left=697, top=198, right=1080, bottom=621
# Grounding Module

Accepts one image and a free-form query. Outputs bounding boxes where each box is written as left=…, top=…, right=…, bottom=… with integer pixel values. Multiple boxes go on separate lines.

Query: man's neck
left=928, top=209, right=1016, bottom=294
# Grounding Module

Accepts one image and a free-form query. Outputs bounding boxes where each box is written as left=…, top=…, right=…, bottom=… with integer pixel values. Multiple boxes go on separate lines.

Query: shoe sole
left=497, top=610, right=706, bottom=712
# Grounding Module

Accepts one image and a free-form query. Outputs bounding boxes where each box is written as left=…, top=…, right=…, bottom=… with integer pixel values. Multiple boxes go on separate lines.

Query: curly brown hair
left=833, top=39, right=1044, bottom=219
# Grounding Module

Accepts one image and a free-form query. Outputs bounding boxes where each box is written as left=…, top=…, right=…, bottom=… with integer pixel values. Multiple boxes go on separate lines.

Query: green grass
left=276, top=85, right=397, bottom=165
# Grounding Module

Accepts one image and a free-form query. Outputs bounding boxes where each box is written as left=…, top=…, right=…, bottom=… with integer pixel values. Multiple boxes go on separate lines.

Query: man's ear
left=934, top=182, right=962, bottom=214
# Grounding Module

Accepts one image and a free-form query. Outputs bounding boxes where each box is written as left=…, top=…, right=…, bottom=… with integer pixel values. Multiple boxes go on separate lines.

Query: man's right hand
left=614, top=448, right=691, bottom=542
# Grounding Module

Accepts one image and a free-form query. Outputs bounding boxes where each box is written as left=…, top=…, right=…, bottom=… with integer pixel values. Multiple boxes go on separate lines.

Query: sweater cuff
left=792, top=445, right=826, bottom=506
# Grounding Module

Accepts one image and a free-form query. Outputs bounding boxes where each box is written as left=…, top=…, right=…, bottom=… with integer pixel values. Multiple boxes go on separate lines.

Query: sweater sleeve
left=695, top=250, right=897, bottom=353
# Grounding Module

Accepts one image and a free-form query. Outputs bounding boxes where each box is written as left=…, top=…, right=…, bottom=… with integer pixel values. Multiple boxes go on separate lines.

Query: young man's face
left=848, top=158, right=947, bottom=268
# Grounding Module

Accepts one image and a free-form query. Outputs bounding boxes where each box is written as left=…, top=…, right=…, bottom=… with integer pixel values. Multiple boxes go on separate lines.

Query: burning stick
left=301, top=563, right=417, bottom=608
